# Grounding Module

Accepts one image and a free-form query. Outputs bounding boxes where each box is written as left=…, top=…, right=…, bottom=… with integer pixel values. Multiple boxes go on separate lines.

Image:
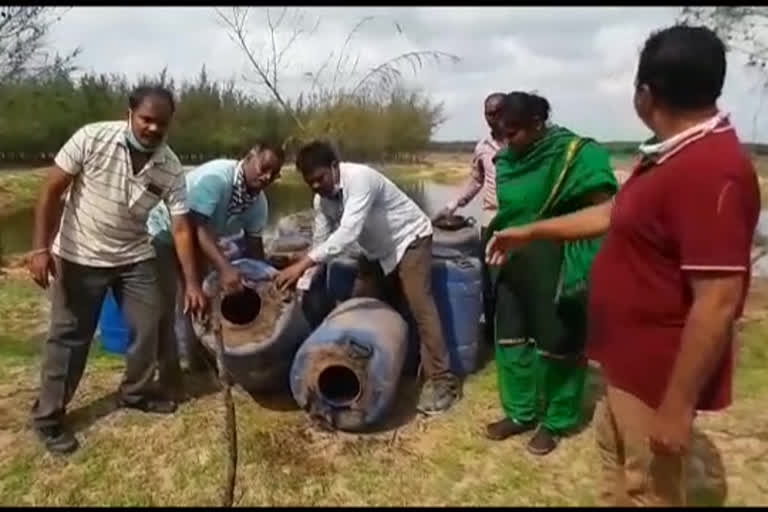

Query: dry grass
left=1, top=271, right=767, bottom=506
left=0, top=168, right=45, bottom=217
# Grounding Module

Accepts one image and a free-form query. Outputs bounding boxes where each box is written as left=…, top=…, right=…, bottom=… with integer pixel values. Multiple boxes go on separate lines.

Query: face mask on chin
left=125, top=113, right=158, bottom=154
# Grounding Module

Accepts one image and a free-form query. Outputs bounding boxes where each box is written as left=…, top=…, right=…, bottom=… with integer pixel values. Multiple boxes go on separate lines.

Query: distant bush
left=0, top=66, right=443, bottom=164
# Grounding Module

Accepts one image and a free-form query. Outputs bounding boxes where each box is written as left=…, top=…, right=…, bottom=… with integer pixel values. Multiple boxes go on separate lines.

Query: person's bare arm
left=530, top=196, right=614, bottom=241
left=666, top=273, right=742, bottom=408
left=435, top=147, right=485, bottom=220
left=32, top=166, right=72, bottom=251
left=486, top=199, right=613, bottom=265
left=650, top=272, right=743, bottom=455
left=170, top=214, right=207, bottom=314
left=189, top=212, right=232, bottom=273
left=187, top=211, right=244, bottom=293
left=28, top=166, right=74, bottom=287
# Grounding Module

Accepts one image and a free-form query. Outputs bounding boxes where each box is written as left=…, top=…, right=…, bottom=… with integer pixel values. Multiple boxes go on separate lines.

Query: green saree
left=486, top=125, right=617, bottom=434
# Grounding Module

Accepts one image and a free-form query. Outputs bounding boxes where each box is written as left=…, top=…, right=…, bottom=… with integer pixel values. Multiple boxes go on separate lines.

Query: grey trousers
left=31, top=257, right=164, bottom=429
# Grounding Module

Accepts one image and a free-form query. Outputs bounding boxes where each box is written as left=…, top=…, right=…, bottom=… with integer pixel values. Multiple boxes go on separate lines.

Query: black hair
left=128, top=84, right=176, bottom=113
left=247, top=139, right=286, bottom=162
left=498, top=91, right=551, bottom=128
left=295, top=140, right=338, bottom=175
left=636, top=24, right=726, bottom=110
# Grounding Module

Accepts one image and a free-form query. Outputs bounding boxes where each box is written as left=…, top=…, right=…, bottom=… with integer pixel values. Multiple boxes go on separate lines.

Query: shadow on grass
left=67, top=367, right=221, bottom=434
left=67, top=391, right=120, bottom=433
left=687, top=429, right=728, bottom=506
left=363, top=376, right=421, bottom=434
left=245, top=386, right=300, bottom=412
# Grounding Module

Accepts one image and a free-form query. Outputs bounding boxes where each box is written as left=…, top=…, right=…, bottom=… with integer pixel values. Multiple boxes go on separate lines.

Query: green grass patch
left=735, top=319, right=768, bottom=400
left=0, top=169, right=45, bottom=217
left=0, top=275, right=126, bottom=376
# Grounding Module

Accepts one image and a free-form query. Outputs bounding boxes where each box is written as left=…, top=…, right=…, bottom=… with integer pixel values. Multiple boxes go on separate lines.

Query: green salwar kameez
left=486, top=126, right=618, bottom=434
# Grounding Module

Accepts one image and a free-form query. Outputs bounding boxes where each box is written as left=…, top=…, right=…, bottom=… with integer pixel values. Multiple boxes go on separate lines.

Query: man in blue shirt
left=147, top=141, right=285, bottom=396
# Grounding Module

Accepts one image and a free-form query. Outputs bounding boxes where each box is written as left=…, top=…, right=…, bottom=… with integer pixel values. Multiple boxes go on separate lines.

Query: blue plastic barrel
left=218, top=229, right=246, bottom=261
left=99, top=290, right=132, bottom=354
left=430, top=256, right=483, bottom=376
left=290, top=297, right=409, bottom=431
left=326, top=256, right=359, bottom=305
left=323, top=253, right=484, bottom=377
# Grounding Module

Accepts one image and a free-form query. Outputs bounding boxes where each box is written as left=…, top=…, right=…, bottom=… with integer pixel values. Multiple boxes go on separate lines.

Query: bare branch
left=266, top=8, right=278, bottom=90
left=215, top=6, right=316, bottom=132
left=679, top=7, right=768, bottom=75
left=331, top=16, right=375, bottom=92
left=0, top=6, right=79, bottom=81
left=352, top=50, right=460, bottom=100
left=309, top=52, right=335, bottom=98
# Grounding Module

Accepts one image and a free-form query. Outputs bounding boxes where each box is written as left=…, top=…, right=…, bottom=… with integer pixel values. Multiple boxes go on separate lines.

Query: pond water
left=0, top=173, right=481, bottom=256
left=3, top=170, right=766, bottom=277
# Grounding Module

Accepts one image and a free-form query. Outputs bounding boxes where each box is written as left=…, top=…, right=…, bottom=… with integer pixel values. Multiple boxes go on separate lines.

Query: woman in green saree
left=484, top=92, right=618, bottom=455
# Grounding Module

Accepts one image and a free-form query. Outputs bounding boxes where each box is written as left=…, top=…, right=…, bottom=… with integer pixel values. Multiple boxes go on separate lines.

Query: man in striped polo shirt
left=27, top=85, right=206, bottom=455
left=434, top=92, right=505, bottom=229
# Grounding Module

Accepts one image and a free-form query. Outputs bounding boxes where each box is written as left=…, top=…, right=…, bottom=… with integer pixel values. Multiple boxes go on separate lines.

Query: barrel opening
left=221, top=287, right=262, bottom=325
left=317, top=365, right=361, bottom=406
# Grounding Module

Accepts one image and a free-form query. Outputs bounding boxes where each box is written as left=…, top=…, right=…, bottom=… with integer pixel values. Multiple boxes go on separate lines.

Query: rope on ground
left=213, top=312, right=237, bottom=508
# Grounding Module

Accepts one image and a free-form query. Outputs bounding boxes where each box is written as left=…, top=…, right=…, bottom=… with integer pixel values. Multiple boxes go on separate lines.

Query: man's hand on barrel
left=431, top=202, right=457, bottom=223
left=275, top=256, right=315, bottom=291
left=220, top=263, right=244, bottom=294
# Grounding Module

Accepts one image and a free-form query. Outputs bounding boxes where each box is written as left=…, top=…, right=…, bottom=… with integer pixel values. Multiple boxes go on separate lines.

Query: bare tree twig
left=215, top=7, right=306, bottom=132
left=680, top=7, right=768, bottom=71
left=0, top=6, right=79, bottom=81
left=352, top=50, right=459, bottom=100
left=266, top=8, right=279, bottom=90
left=214, top=6, right=459, bottom=144
left=331, top=16, right=375, bottom=93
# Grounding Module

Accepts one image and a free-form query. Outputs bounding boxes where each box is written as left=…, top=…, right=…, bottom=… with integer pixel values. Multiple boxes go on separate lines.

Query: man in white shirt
left=275, top=141, right=460, bottom=415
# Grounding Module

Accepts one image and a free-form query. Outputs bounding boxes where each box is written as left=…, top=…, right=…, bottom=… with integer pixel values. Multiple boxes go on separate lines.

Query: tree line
left=0, top=65, right=445, bottom=166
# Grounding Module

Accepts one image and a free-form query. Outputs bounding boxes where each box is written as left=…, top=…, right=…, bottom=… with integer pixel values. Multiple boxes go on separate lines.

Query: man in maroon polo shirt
left=486, top=25, right=760, bottom=506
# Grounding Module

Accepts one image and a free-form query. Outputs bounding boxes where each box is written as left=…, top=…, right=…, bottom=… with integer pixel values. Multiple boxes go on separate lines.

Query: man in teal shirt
left=147, top=141, right=285, bottom=396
